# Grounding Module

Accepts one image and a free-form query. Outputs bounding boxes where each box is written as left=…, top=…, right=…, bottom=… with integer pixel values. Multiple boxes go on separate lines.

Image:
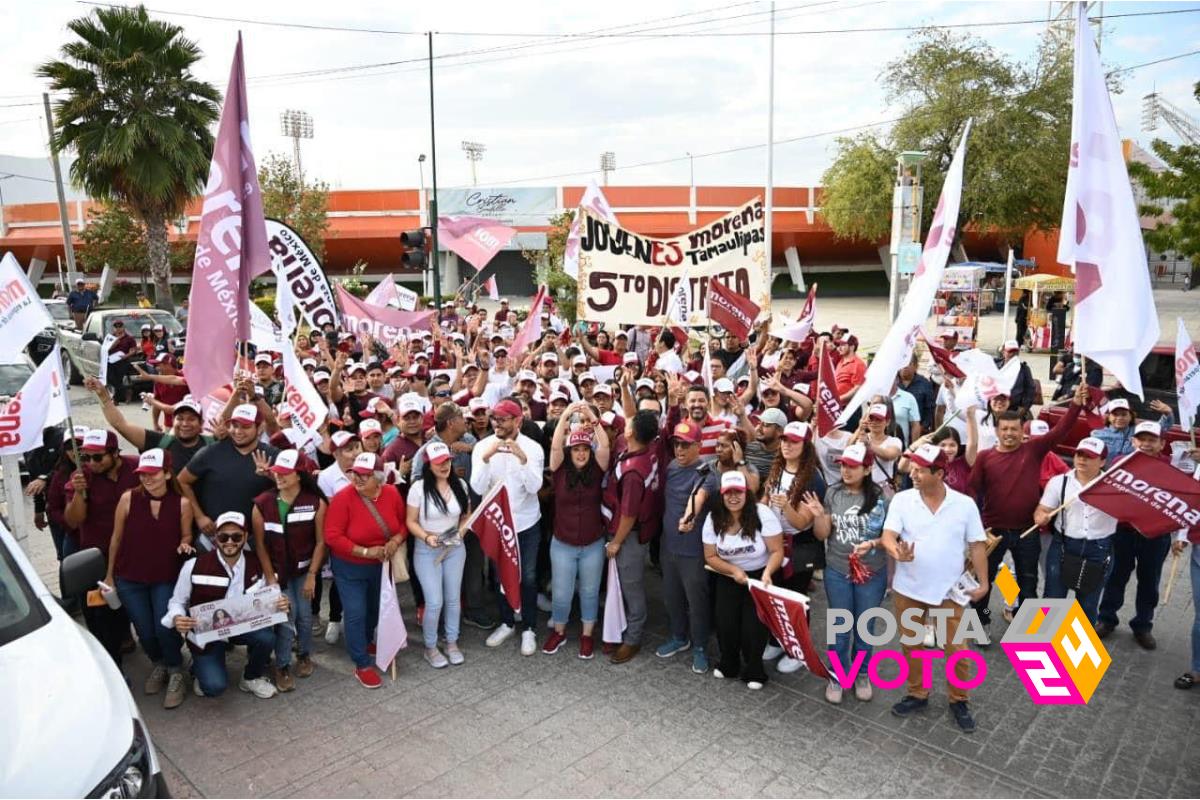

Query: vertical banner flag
left=707, top=279, right=761, bottom=342
left=1057, top=3, right=1159, bottom=397
left=563, top=179, right=617, bottom=281
left=0, top=345, right=69, bottom=454
left=375, top=562, right=408, bottom=672
left=0, top=253, right=54, bottom=360
left=1077, top=451, right=1200, bottom=540
left=602, top=561, right=627, bottom=644
left=664, top=264, right=692, bottom=328
left=1176, top=318, right=1200, bottom=433
left=438, top=216, right=518, bottom=271
left=186, top=35, right=272, bottom=400
left=281, top=345, right=330, bottom=447
left=266, top=219, right=336, bottom=336
left=838, top=120, right=972, bottom=425
left=747, top=580, right=830, bottom=679
left=509, top=285, right=548, bottom=357
left=466, top=483, right=522, bottom=613
left=483, top=274, right=500, bottom=302
left=815, top=343, right=843, bottom=437
left=775, top=283, right=817, bottom=344
left=97, top=333, right=117, bottom=386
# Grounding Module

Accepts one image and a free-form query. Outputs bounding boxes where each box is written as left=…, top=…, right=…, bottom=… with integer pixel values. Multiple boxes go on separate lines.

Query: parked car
left=0, top=525, right=168, bottom=797
left=1038, top=345, right=1199, bottom=457
left=59, top=309, right=185, bottom=388
left=27, top=299, right=74, bottom=367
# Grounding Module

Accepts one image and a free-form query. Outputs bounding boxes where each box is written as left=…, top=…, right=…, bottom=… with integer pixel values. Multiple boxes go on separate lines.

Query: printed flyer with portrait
left=188, top=584, right=286, bottom=647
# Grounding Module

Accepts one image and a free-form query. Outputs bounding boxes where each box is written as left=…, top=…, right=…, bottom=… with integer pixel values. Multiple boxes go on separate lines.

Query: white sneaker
left=486, top=623, right=515, bottom=648
left=922, top=623, right=936, bottom=648
left=521, top=630, right=537, bottom=656
left=825, top=679, right=843, bottom=705
left=324, top=621, right=342, bottom=645
left=536, top=593, right=553, bottom=613
left=712, top=668, right=726, bottom=679
left=193, top=678, right=204, bottom=697
left=239, top=676, right=278, bottom=699
left=777, top=655, right=803, bottom=674
left=854, top=676, right=873, bottom=702
left=747, top=681, right=764, bottom=691
left=445, top=643, right=465, bottom=666
left=425, top=647, right=449, bottom=669
left=763, top=644, right=784, bottom=661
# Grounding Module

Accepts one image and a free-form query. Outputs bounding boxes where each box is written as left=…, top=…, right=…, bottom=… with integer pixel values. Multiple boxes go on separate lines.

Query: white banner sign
left=0, top=253, right=54, bottom=361
left=188, top=584, right=287, bottom=648
left=281, top=344, right=329, bottom=447
left=0, top=344, right=69, bottom=455
left=267, top=219, right=338, bottom=332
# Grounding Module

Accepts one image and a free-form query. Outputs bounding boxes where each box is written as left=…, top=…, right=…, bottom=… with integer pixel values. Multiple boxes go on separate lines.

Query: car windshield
left=106, top=312, right=184, bottom=337
left=0, top=538, right=44, bottom=647
left=46, top=303, right=71, bottom=323
left=0, top=363, right=33, bottom=399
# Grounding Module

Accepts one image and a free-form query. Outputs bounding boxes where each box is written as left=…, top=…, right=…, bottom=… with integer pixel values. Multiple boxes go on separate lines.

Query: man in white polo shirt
left=882, top=442, right=989, bottom=733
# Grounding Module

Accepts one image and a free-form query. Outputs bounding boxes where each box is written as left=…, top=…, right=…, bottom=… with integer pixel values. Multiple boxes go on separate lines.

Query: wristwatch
left=736, top=460, right=747, bottom=467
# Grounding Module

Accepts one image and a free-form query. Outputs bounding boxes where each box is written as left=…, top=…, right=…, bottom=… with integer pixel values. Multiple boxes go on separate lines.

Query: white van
left=0, top=523, right=167, bottom=797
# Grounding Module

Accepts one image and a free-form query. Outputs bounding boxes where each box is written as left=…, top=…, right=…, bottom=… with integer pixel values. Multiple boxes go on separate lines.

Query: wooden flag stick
left=390, top=659, right=397, bottom=682
left=1162, top=550, right=1183, bottom=606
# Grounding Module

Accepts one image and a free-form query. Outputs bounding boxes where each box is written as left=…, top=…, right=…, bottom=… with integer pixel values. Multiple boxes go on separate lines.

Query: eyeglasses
left=215, top=532, right=245, bottom=544
left=81, top=453, right=107, bottom=463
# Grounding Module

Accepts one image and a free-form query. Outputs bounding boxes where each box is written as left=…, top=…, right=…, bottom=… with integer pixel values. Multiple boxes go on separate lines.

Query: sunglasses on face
left=81, top=453, right=108, bottom=463
left=216, top=532, right=245, bottom=544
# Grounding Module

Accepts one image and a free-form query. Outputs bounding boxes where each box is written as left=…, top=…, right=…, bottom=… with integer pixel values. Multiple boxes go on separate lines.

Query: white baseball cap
left=549, top=391, right=569, bottom=404
left=868, top=403, right=890, bottom=421
left=622, top=351, right=639, bottom=365
left=578, top=371, right=597, bottom=385
left=1104, top=398, right=1131, bottom=414
left=313, top=370, right=331, bottom=383
left=720, top=471, right=748, bottom=494
left=635, top=378, right=656, bottom=391
left=1134, top=421, right=1162, bottom=438
left=1027, top=419, right=1050, bottom=437
left=351, top=452, right=382, bottom=475
left=425, top=441, right=452, bottom=465
left=468, top=398, right=489, bottom=413
left=572, top=355, right=588, bottom=367
left=836, top=442, right=872, bottom=467
left=215, top=511, right=246, bottom=530
left=135, top=448, right=167, bottom=474
left=1076, top=436, right=1107, bottom=459
left=360, top=419, right=383, bottom=437
left=230, top=404, right=259, bottom=426
left=1004, top=339, right=1020, bottom=352
left=782, top=420, right=810, bottom=442
left=516, top=370, right=538, bottom=383
left=174, top=396, right=203, bottom=416
left=397, top=397, right=423, bottom=417
left=331, top=431, right=357, bottom=449
left=540, top=352, right=559, bottom=364
left=592, top=383, right=613, bottom=396
left=270, top=449, right=301, bottom=474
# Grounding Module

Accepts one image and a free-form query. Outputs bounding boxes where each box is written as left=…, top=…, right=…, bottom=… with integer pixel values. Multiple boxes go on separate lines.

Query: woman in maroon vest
left=251, top=449, right=327, bottom=691
left=543, top=412, right=610, bottom=659
left=105, top=448, right=194, bottom=708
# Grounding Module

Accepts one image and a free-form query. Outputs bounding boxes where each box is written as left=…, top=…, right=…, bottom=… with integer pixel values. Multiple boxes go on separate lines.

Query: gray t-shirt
left=823, top=484, right=889, bottom=576
left=744, top=440, right=779, bottom=480
left=662, top=459, right=710, bottom=558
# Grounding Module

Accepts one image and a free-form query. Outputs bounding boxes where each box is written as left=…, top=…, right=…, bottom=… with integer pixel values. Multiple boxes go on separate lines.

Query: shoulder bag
left=1054, top=474, right=1109, bottom=597
left=358, top=491, right=409, bottom=582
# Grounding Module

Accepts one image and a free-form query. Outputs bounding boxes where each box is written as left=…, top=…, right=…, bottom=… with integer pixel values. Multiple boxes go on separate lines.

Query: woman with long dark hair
left=849, top=403, right=903, bottom=495
left=703, top=471, right=784, bottom=690
left=105, top=448, right=194, bottom=709
left=802, top=441, right=889, bottom=704
left=407, top=441, right=472, bottom=669
left=252, top=449, right=328, bottom=691
left=543, top=405, right=610, bottom=658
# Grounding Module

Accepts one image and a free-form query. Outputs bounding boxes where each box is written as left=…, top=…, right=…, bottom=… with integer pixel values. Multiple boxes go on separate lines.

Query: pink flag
left=774, top=283, right=817, bottom=344
left=336, top=285, right=435, bottom=340
left=508, top=285, right=547, bottom=357
left=602, top=560, right=627, bottom=644
left=562, top=180, right=617, bottom=281
left=483, top=274, right=500, bottom=302
left=437, top=216, right=517, bottom=271
left=375, top=562, right=408, bottom=672
left=1057, top=3, right=1158, bottom=397
left=365, top=274, right=400, bottom=306
left=185, top=35, right=272, bottom=400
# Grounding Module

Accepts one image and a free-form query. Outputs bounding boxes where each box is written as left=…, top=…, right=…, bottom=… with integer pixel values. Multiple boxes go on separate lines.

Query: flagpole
left=764, top=1, right=775, bottom=289
left=1019, top=450, right=1138, bottom=538
left=1162, top=550, right=1183, bottom=605
left=1002, top=248, right=1014, bottom=348
left=427, top=32, right=443, bottom=323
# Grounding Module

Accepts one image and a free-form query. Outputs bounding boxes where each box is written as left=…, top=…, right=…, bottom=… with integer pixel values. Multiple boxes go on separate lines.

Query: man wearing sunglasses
left=164, top=511, right=287, bottom=699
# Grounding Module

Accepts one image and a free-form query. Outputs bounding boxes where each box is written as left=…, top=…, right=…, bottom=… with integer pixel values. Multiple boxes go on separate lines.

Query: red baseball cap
left=671, top=422, right=701, bottom=444
left=493, top=399, right=523, bottom=420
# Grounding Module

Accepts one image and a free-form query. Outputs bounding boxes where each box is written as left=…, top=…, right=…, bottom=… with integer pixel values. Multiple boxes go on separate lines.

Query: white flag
left=0, top=345, right=69, bottom=455
left=249, top=303, right=285, bottom=352
left=1176, top=318, right=1200, bottom=432
left=1057, top=3, right=1158, bottom=398
left=0, top=252, right=54, bottom=361
left=366, top=274, right=399, bottom=306
left=838, top=121, right=972, bottom=425
left=483, top=274, right=500, bottom=302
left=281, top=344, right=330, bottom=448
left=953, top=351, right=1021, bottom=411
left=562, top=180, right=617, bottom=281
left=774, top=283, right=817, bottom=344
left=665, top=266, right=691, bottom=327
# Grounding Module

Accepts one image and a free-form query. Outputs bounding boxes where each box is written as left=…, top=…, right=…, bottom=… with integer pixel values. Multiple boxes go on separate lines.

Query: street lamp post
left=418, top=154, right=427, bottom=226
left=461, top=141, right=485, bottom=186
left=279, top=109, right=314, bottom=181
left=887, top=150, right=928, bottom=323
left=600, top=151, right=615, bottom=186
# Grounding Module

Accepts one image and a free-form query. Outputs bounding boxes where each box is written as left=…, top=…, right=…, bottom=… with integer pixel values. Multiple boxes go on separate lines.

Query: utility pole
left=764, top=1, right=775, bottom=287
left=461, top=141, right=485, bottom=187
left=428, top=33, right=442, bottom=320
left=43, top=93, right=78, bottom=276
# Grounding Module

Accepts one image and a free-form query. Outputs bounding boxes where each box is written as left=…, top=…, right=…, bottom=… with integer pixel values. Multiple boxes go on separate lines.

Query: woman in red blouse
left=323, top=452, right=405, bottom=689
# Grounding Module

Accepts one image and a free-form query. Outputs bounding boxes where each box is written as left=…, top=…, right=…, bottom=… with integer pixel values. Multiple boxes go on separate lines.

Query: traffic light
left=400, top=228, right=429, bottom=268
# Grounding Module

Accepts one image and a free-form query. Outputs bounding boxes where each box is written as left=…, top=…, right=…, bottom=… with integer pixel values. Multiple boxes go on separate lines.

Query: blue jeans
left=1098, top=526, right=1172, bottom=633
left=412, top=539, right=466, bottom=649
left=191, top=628, right=275, bottom=696
left=1191, top=556, right=1200, bottom=674
left=274, top=573, right=315, bottom=667
left=116, top=578, right=183, bottom=669
left=332, top=555, right=381, bottom=668
left=497, top=522, right=541, bottom=632
left=549, top=537, right=604, bottom=626
left=1044, top=535, right=1113, bottom=625
left=823, top=565, right=887, bottom=669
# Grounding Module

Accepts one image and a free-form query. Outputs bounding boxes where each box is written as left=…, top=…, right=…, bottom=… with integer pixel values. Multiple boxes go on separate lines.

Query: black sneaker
left=950, top=701, right=976, bottom=733
left=463, top=614, right=498, bottom=631
left=891, top=695, right=929, bottom=718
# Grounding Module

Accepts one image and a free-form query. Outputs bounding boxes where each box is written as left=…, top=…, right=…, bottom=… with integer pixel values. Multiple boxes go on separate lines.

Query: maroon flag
left=917, top=329, right=966, bottom=380
left=748, top=580, right=830, bottom=679
left=336, top=285, right=435, bottom=339
left=185, top=35, right=272, bottom=399
left=1078, top=451, right=1200, bottom=540
left=814, top=343, right=842, bottom=437
left=467, top=483, right=522, bottom=612
left=707, top=280, right=760, bottom=342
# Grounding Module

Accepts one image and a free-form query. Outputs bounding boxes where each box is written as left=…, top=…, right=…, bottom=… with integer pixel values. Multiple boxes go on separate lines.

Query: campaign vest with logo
left=187, top=550, right=264, bottom=653
left=114, top=488, right=184, bottom=584
left=253, top=488, right=321, bottom=584
left=602, top=446, right=662, bottom=544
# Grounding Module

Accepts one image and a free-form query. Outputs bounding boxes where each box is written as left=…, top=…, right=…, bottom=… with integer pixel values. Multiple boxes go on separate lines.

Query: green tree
left=820, top=27, right=1075, bottom=245
left=38, top=5, right=219, bottom=311
left=522, top=210, right=576, bottom=322
left=259, top=152, right=330, bottom=262
left=1129, top=82, right=1200, bottom=279
left=77, top=202, right=148, bottom=283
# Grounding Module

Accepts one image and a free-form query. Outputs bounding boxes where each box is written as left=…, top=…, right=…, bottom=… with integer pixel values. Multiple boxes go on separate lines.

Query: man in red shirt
left=968, top=382, right=1087, bottom=640
left=105, top=320, right=139, bottom=403
left=833, top=335, right=866, bottom=404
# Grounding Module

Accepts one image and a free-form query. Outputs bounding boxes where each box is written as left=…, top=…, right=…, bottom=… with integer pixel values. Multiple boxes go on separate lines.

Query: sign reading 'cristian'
left=575, top=199, right=769, bottom=327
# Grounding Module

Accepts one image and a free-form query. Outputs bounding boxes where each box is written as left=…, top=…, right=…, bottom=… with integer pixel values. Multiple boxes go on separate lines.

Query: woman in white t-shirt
left=702, top=471, right=784, bottom=690
left=850, top=403, right=903, bottom=493
left=406, top=441, right=471, bottom=669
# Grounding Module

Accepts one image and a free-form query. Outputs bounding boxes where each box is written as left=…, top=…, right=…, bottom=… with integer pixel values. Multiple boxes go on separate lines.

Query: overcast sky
left=1, top=0, right=1196, bottom=194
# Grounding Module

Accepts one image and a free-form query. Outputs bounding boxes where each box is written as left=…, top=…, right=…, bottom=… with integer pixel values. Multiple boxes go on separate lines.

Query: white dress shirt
left=318, top=462, right=352, bottom=498
left=1039, top=471, right=1118, bottom=541
left=470, top=432, right=545, bottom=531
left=884, top=486, right=987, bottom=605
left=161, top=553, right=256, bottom=629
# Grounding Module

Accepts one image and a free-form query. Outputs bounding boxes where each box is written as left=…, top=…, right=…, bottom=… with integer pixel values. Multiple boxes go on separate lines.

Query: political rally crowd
left=26, top=295, right=1200, bottom=735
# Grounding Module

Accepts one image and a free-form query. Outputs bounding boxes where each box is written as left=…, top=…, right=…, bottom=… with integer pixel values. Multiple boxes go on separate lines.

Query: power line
left=1107, top=49, right=1200, bottom=76
left=0, top=171, right=59, bottom=184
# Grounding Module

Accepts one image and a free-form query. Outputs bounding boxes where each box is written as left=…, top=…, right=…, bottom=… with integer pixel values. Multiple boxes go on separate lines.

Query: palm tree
left=38, top=5, right=219, bottom=310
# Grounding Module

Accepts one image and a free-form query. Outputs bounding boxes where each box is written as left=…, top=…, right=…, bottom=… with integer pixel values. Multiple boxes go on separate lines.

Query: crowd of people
left=25, top=294, right=1200, bottom=732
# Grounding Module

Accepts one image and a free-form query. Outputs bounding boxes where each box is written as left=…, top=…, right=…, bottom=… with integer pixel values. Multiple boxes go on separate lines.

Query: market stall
left=932, top=265, right=985, bottom=349
left=1015, top=273, right=1075, bottom=351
